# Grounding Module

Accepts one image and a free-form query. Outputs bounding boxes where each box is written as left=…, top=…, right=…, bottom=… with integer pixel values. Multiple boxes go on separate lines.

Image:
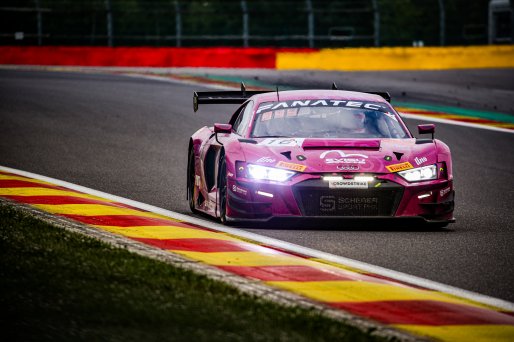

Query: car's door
left=198, top=102, right=251, bottom=208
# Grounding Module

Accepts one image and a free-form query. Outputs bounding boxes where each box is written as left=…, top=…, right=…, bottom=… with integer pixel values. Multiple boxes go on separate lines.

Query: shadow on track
left=190, top=212, right=453, bottom=232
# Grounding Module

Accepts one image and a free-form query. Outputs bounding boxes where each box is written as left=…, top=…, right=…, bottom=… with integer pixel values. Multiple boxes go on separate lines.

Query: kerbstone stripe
left=0, top=170, right=513, bottom=341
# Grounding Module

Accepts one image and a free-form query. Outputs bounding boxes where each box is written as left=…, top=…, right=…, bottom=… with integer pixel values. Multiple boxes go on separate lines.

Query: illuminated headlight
left=399, top=164, right=437, bottom=182
left=354, top=175, right=374, bottom=182
left=247, top=164, right=295, bottom=182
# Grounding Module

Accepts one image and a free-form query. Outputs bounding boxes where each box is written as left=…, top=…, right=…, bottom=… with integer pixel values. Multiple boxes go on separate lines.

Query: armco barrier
left=0, top=46, right=312, bottom=68
left=276, top=45, right=514, bottom=71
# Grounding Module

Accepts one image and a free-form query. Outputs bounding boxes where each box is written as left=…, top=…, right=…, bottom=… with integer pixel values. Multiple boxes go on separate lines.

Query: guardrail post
left=371, top=0, right=380, bottom=47
left=306, top=0, right=314, bottom=48
left=510, top=0, right=514, bottom=43
left=35, top=0, right=42, bottom=45
left=105, top=0, right=113, bottom=47
left=174, top=1, right=182, bottom=47
left=438, top=0, right=445, bottom=46
left=241, top=0, right=249, bottom=47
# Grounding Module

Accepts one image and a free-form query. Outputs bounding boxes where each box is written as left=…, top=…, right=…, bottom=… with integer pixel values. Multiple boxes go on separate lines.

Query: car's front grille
left=293, top=179, right=403, bottom=217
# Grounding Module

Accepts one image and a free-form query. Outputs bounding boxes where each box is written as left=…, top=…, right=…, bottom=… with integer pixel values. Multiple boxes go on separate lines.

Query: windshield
left=251, top=100, right=409, bottom=139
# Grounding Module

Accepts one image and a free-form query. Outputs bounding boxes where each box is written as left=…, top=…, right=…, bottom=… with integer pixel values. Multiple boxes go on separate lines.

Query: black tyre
left=187, top=148, right=197, bottom=213
left=218, top=152, right=228, bottom=224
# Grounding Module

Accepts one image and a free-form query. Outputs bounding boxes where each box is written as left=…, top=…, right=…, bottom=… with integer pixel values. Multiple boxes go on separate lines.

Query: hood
left=240, top=138, right=437, bottom=174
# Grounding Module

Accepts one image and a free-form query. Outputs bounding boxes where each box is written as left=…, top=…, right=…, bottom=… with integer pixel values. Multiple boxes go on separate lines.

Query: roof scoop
left=302, top=139, right=381, bottom=150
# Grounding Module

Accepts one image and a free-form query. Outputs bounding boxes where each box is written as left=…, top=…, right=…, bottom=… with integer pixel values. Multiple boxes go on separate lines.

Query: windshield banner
left=256, top=100, right=389, bottom=114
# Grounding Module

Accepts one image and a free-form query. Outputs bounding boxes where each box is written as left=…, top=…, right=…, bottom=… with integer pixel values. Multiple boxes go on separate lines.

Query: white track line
left=1, top=164, right=513, bottom=312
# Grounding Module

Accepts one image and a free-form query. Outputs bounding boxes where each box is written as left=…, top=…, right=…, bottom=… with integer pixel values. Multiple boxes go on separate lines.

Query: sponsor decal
left=256, top=100, right=389, bottom=114
left=320, top=150, right=368, bottom=164
left=440, top=187, right=451, bottom=197
left=256, top=156, right=276, bottom=163
left=320, top=195, right=378, bottom=212
left=329, top=180, right=368, bottom=189
left=386, top=161, right=413, bottom=172
left=393, top=151, right=404, bottom=161
left=276, top=161, right=306, bottom=172
left=337, top=165, right=359, bottom=171
left=414, top=156, right=428, bottom=165
left=232, top=184, right=248, bottom=196
left=259, top=138, right=305, bottom=147
left=320, top=196, right=336, bottom=211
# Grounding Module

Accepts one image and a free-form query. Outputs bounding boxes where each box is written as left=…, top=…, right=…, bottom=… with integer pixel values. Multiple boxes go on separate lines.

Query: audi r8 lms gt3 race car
left=187, top=84, right=455, bottom=227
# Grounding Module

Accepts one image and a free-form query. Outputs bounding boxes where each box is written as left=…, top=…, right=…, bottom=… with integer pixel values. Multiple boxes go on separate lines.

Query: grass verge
left=0, top=203, right=387, bottom=342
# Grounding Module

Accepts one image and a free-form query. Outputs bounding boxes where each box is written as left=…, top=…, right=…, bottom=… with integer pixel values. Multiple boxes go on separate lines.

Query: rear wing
left=193, top=82, right=270, bottom=112
left=193, top=82, right=391, bottom=112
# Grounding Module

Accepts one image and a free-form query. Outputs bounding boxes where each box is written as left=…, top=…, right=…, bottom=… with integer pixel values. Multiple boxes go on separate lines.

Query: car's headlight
left=398, top=164, right=437, bottom=182
left=247, top=164, right=295, bottom=182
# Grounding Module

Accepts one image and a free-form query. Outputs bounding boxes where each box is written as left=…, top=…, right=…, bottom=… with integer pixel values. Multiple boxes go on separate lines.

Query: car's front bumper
left=225, top=174, right=455, bottom=224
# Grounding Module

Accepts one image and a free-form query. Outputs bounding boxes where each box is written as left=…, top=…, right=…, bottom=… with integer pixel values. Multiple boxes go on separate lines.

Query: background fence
left=0, top=0, right=510, bottom=48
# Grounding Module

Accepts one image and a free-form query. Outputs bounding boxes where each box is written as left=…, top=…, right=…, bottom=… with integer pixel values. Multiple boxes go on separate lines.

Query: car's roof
left=249, top=89, right=389, bottom=104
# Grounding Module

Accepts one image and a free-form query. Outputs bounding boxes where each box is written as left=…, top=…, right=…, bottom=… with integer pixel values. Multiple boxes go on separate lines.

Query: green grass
left=0, top=204, right=386, bottom=342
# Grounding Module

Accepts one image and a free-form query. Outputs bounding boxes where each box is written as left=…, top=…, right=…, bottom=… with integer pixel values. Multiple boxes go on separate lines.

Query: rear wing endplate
left=366, top=91, right=391, bottom=103
left=193, top=82, right=270, bottom=112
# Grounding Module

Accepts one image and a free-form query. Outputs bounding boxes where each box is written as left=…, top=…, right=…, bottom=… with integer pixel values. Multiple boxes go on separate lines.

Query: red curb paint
left=0, top=179, right=66, bottom=190
left=61, top=214, right=200, bottom=229
left=400, top=111, right=504, bottom=125
left=132, top=237, right=250, bottom=252
left=330, top=300, right=514, bottom=326
left=218, top=265, right=360, bottom=282
left=4, top=195, right=118, bottom=205
left=3, top=195, right=143, bottom=211
left=451, top=117, right=501, bottom=124
left=0, top=46, right=315, bottom=68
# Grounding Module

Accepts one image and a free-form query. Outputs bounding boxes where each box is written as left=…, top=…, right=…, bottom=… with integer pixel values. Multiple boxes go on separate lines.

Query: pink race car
left=187, top=84, right=455, bottom=227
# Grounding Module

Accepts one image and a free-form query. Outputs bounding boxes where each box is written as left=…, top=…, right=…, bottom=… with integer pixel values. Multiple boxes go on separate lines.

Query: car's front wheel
left=187, top=148, right=197, bottom=213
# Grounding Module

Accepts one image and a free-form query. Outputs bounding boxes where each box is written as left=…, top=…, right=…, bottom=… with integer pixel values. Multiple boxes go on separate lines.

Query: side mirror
left=214, top=123, right=232, bottom=134
left=214, top=123, right=232, bottom=145
left=418, top=124, right=435, bottom=139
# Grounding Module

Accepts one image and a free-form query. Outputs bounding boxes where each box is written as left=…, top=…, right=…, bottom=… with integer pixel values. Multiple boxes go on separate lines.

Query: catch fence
left=0, top=0, right=498, bottom=48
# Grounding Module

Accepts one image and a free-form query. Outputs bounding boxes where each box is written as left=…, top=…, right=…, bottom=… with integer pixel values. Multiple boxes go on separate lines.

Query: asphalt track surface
left=1, top=69, right=513, bottom=302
